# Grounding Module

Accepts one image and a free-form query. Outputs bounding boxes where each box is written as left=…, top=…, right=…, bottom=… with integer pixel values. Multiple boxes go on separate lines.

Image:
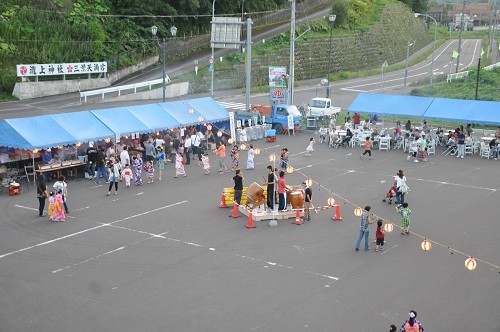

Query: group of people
left=36, top=174, right=69, bottom=222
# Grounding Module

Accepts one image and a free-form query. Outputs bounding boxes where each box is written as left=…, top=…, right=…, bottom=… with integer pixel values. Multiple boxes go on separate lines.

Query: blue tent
left=424, top=98, right=500, bottom=125
left=50, top=111, right=115, bottom=142
left=348, top=93, right=434, bottom=117
left=91, top=107, right=150, bottom=135
left=126, top=104, right=181, bottom=132
left=160, top=100, right=205, bottom=126
left=4, top=116, right=78, bottom=150
left=0, top=121, right=36, bottom=150
left=184, top=97, right=230, bottom=123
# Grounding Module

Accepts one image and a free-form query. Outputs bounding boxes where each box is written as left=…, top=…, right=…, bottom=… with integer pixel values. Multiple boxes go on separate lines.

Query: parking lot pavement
left=1, top=132, right=499, bottom=331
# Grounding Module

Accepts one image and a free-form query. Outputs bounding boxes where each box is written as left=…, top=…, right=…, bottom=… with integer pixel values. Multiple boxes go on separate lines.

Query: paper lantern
left=228, top=138, right=233, bottom=145
left=33, top=149, right=39, bottom=154
left=421, top=239, right=431, bottom=251
left=198, top=116, right=204, bottom=122
left=188, top=108, right=194, bottom=114
left=207, top=124, right=212, bottom=131
left=354, top=206, right=363, bottom=217
left=217, top=131, right=222, bottom=137
left=327, top=197, right=336, bottom=206
left=286, top=166, right=294, bottom=173
left=465, top=257, right=477, bottom=271
left=254, top=148, right=261, bottom=155
left=125, top=135, right=129, bottom=139
left=384, top=222, right=394, bottom=233
left=305, top=179, right=313, bottom=187
left=104, top=138, right=111, bottom=143
left=269, top=154, right=276, bottom=162
left=240, top=144, right=247, bottom=151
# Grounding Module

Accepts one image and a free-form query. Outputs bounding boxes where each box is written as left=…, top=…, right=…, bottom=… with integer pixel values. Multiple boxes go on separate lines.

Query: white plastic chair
left=379, top=138, right=390, bottom=151
left=464, top=142, right=473, bottom=155
left=427, top=142, right=436, bottom=155
left=480, top=143, right=490, bottom=159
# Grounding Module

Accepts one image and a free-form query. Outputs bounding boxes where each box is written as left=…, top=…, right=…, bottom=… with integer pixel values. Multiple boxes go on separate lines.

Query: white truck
left=307, top=97, right=341, bottom=118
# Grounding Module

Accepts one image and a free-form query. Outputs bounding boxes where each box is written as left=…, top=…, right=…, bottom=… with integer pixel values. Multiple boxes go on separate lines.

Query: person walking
left=279, top=148, right=289, bottom=170
left=95, top=146, right=109, bottom=185
left=354, top=206, right=375, bottom=251
left=266, top=166, right=276, bottom=211
left=145, top=161, right=155, bottom=184
left=303, top=181, right=312, bottom=221
left=230, top=145, right=239, bottom=170
left=232, top=169, right=244, bottom=205
left=396, top=202, right=412, bottom=235
left=106, top=160, right=120, bottom=195
left=215, top=142, right=228, bottom=173
left=53, top=175, right=69, bottom=214
left=174, top=152, right=187, bottom=178
left=86, top=143, right=98, bottom=179
left=394, top=170, right=409, bottom=207
left=184, top=134, right=192, bottom=165
left=360, top=136, right=373, bottom=159
left=122, top=164, right=133, bottom=187
left=36, top=175, right=48, bottom=217
left=277, top=170, right=287, bottom=211
left=133, top=153, right=143, bottom=185
left=155, top=146, right=165, bottom=181
left=399, top=310, right=424, bottom=332
left=201, top=151, right=211, bottom=175
left=305, top=138, right=315, bottom=157
left=375, top=219, right=385, bottom=251
left=54, top=190, right=66, bottom=222
left=246, top=144, right=254, bottom=170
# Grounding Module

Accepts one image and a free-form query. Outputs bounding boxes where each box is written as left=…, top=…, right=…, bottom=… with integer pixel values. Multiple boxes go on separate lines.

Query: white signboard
left=287, top=115, right=294, bottom=135
left=229, top=112, right=236, bottom=143
left=16, top=62, right=107, bottom=77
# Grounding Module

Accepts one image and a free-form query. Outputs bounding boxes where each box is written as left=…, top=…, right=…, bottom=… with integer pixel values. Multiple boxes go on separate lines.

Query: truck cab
left=307, top=97, right=341, bottom=117
left=271, top=104, right=302, bottom=134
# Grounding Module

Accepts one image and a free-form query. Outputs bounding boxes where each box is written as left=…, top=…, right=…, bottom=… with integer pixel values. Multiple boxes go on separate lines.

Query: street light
left=151, top=25, right=177, bottom=102
left=403, top=41, right=414, bottom=95
left=326, top=14, right=336, bottom=98
left=415, top=13, right=438, bottom=87
left=210, top=0, right=216, bottom=96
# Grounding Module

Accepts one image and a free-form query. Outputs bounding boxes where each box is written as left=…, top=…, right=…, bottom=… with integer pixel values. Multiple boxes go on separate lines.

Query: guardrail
left=80, top=76, right=169, bottom=102
left=484, top=62, right=500, bottom=71
left=446, top=71, right=469, bottom=83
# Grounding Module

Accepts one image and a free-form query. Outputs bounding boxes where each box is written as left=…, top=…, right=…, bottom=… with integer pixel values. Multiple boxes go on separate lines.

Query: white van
left=307, top=97, right=341, bottom=117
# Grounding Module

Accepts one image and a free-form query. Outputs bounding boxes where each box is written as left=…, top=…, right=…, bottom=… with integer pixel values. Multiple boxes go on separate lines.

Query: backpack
left=404, top=321, right=420, bottom=332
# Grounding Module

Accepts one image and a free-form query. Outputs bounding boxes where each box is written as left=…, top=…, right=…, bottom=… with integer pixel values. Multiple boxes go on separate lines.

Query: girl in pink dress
left=174, top=152, right=186, bottom=178
left=54, top=190, right=66, bottom=222
left=201, top=152, right=210, bottom=175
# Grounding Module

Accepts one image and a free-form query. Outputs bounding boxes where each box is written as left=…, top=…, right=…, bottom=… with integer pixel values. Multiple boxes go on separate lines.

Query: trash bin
left=306, top=117, right=317, bottom=130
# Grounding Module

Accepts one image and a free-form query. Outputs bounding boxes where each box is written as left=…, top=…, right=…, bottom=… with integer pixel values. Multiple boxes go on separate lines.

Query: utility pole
left=288, top=0, right=296, bottom=106
left=456, top=0, right=466, bottom=73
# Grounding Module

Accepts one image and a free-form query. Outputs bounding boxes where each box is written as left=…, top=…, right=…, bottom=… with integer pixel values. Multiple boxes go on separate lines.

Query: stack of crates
left=266, top=129, right=276, bottom=143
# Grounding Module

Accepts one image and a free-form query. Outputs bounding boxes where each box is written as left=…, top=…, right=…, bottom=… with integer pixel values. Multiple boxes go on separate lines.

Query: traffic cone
left=218, top=192, right=227, bottom=208
left=292, top=209, right=302, bottom=225
left=332, top=204, right=342, bottom=221
left=229, top=202, right=240, bottom=218
left=245, top=209, right=256, bottom=228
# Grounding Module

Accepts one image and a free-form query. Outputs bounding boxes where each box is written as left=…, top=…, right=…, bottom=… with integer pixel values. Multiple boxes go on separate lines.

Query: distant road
left=0, top=36, right=484, bottom=120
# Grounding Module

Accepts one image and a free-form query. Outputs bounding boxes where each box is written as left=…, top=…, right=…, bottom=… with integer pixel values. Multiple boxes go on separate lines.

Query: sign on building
left=16, top=62, right=107, bottom=77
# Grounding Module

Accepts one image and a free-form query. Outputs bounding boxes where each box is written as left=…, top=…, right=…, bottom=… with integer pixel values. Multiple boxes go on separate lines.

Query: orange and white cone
left=332, top=204, right=342, bottom=221
left=245, top=209, right=256, bottom=228
left=229, top=202, right=240, bottom=218
left=292, top=209, right=302, bottom=225
left=218, top=192, right=227, bottom=208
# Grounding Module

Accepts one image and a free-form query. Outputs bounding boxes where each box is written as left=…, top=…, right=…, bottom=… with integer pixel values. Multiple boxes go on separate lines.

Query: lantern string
left=256, top=150, right=499, bottom=272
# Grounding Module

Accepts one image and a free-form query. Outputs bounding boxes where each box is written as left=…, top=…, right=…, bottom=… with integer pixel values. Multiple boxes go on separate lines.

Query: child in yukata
left=202, top=152, right=211, bottom=175
left=54, top=190, right=66, bottom=222
left=48, top=192, right=55, bottom=221
left=145, top=161, right=155, bottom=184
left=122, top=164, right=133, bottom=187
left=133, top=154, right=143, bottom=185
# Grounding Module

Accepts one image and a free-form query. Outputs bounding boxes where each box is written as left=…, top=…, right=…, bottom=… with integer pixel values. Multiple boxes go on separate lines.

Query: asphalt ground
left=0, top=132, right=499, bottom=331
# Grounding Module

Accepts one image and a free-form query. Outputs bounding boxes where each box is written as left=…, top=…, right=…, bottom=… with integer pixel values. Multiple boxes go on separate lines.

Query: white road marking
left=1, top=201, right=187, bottom=260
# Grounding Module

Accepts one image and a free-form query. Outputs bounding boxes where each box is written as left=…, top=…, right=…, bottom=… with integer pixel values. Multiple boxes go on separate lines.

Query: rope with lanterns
left=238, top=143, right=499, bottom=273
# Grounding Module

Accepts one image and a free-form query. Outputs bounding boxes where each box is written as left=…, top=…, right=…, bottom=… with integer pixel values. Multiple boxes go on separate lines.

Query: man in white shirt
left=120, top=145, right=130, bottom=170
left=154, top=137, right=165, bottom=150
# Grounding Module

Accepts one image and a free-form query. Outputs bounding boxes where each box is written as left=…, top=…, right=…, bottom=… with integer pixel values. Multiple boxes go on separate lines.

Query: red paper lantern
left=465, top=257, right=477, bottom=271
left=354, top=206, right=363, bottom=217
left=327, top=197, right=336, bottom=206
left=421, top=239, right=431, bottom=251
left=384, top=222, right=394, bottom=233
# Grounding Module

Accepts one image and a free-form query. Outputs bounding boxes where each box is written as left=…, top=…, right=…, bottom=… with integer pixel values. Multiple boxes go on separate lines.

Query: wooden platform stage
left=238, top=205, right=303, bottom=221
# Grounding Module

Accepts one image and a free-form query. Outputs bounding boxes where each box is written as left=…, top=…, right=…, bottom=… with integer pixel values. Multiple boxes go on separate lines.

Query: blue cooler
left=266, top=129, right=276, bottom=137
